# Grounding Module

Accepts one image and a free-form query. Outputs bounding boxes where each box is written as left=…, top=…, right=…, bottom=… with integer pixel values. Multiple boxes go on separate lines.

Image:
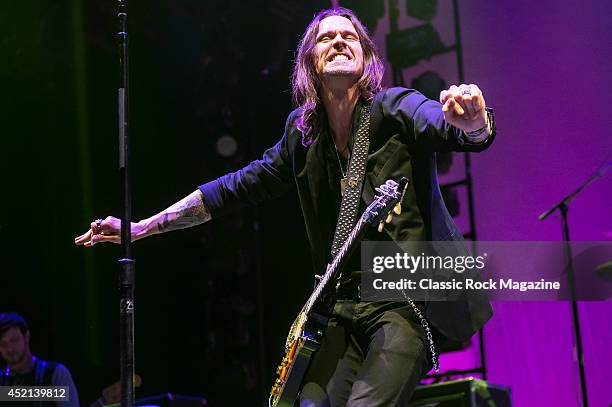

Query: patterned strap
left=330, top=103, right=371, bottom=258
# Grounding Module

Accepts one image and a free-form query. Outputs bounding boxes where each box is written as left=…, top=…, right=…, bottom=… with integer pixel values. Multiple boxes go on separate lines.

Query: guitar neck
left=304, top=216, right=367, bottom=315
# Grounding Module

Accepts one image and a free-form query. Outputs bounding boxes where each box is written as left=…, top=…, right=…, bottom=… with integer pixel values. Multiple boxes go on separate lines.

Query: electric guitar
left=269, top=178, right=409, bottom=407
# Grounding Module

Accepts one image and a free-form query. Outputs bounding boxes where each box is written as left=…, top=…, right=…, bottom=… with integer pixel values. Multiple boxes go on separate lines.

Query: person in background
left=0, top=312, right=80, bottom=407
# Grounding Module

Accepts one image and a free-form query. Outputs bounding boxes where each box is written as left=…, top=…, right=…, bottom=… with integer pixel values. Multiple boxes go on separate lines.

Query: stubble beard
left=321, top=65, right=360, bottom=90
left=323, top=61, right=359, bottom=77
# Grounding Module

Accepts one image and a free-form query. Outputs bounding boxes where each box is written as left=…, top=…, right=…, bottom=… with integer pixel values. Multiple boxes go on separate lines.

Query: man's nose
left=331, top=34, right=347, bottom=49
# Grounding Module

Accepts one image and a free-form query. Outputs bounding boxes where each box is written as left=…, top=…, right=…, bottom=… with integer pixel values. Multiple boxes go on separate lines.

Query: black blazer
left=200, top=87, right=496, bottom=341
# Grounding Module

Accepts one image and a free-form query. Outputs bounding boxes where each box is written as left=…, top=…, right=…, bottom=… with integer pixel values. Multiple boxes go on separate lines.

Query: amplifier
left=409, top=377, right=511, bottom=407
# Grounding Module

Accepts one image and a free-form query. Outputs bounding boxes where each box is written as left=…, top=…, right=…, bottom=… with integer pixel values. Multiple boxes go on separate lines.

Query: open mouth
left=327, top=53, right=351, bottom=62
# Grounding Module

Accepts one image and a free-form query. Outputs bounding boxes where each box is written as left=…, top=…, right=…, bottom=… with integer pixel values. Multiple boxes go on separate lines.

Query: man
left=75, top=7, right=495, bottom=406
left=0, top=312, right=80, bottom=407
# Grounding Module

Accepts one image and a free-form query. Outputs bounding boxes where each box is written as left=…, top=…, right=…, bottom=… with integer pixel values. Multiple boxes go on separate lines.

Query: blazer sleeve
left=380, top=87, right=496, bottom=153
left=198, top=113, right=296, bottom=219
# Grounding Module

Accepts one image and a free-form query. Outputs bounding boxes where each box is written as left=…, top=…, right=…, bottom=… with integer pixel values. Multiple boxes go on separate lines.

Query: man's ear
left=24, top=330, right=31, bottom=344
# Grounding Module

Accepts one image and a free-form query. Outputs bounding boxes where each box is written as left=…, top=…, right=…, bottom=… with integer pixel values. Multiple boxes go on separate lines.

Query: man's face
left=313, top=16, right=364, bottom=82
left=0, top=327, right=30, bottom=365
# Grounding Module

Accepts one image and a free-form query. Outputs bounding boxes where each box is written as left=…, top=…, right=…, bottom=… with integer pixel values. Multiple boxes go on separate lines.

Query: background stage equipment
left=408, top=378, right=511, bottom=407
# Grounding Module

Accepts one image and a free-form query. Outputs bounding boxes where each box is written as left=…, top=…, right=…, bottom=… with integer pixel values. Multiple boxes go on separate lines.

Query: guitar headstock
left=362, top=178, right=409, bottom=229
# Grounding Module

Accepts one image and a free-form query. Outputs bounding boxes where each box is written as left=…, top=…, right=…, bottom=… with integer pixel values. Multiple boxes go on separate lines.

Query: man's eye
left=319, top=36, right=330, bottom=42
left=345, top=34, right=357, bottom=40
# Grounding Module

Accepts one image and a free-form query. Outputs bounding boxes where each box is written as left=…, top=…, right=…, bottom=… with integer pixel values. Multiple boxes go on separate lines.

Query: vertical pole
left=452, top=0, right=465, bottom=84
left=388, top=0, right=404, bottom=86
left=560, top=204, right=589, bottom=407
left=117, top=1, right=136, bottom=405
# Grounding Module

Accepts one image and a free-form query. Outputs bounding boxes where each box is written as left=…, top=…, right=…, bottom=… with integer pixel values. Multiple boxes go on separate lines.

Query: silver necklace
left=334, top=143, right=350, bottom=196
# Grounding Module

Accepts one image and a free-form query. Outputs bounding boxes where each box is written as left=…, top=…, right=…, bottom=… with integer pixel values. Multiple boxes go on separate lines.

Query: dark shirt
left=318, top=115, right=396, bottom=291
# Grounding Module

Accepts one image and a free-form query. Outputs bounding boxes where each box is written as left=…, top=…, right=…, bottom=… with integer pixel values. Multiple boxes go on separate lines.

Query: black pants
left=299, top=301, right=433, bottom=407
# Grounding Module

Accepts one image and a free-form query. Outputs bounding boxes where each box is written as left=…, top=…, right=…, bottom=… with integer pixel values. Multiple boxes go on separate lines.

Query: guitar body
left=271, top=332, right=320, bottom=407
left=270, top=311, right=328, bottom=407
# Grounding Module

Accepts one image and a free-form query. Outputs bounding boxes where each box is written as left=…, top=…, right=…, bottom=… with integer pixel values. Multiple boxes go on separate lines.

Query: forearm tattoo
left=156, top=190, right=211, bottom=233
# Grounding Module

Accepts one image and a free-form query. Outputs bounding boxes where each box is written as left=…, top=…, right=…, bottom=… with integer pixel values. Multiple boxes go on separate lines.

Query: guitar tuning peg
left=385, top=213, right=393, bottom=224
left=393, top=203, right=402, bottom=215
left=378, top=221, right=385, bottom=233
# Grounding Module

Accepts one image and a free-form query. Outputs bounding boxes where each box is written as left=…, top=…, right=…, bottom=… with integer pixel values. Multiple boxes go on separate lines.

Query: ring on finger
left=461, top=89, right=471, bottom=95
left=95, top=218, right=103, bottom=228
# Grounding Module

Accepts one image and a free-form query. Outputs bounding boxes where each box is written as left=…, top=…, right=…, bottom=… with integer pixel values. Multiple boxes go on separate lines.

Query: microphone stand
left=117, top=1, right=136, bottom=406
left=539, top=158, right=610, bottom=407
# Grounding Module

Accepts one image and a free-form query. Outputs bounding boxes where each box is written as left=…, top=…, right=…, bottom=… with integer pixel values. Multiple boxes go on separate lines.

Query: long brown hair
left=292, top=7, right=384, bottom=146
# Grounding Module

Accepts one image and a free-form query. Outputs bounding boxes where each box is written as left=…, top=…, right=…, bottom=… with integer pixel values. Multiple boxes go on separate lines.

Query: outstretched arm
left=74, top=189, right=211, bottom=247
left=75, top=111, right=298, bottom=248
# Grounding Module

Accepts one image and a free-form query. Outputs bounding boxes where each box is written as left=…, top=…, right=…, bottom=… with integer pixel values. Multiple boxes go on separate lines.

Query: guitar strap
left=330, top=101, right=372, bottom=258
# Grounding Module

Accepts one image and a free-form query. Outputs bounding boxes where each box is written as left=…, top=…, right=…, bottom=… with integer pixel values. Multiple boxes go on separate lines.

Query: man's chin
left=322, top=67, right=360, bottom=79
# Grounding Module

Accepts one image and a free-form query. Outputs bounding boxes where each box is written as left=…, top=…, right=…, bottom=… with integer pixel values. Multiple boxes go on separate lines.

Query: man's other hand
left=440, top=84, right=487, bottom=133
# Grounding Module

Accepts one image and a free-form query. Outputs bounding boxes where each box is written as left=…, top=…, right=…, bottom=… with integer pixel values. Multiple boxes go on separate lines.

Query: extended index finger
left=75, top=229, right=93, bottom=245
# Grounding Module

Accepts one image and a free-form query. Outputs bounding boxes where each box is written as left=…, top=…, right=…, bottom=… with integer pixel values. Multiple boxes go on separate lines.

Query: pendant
left=340, top=177, right=346, bottom=196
